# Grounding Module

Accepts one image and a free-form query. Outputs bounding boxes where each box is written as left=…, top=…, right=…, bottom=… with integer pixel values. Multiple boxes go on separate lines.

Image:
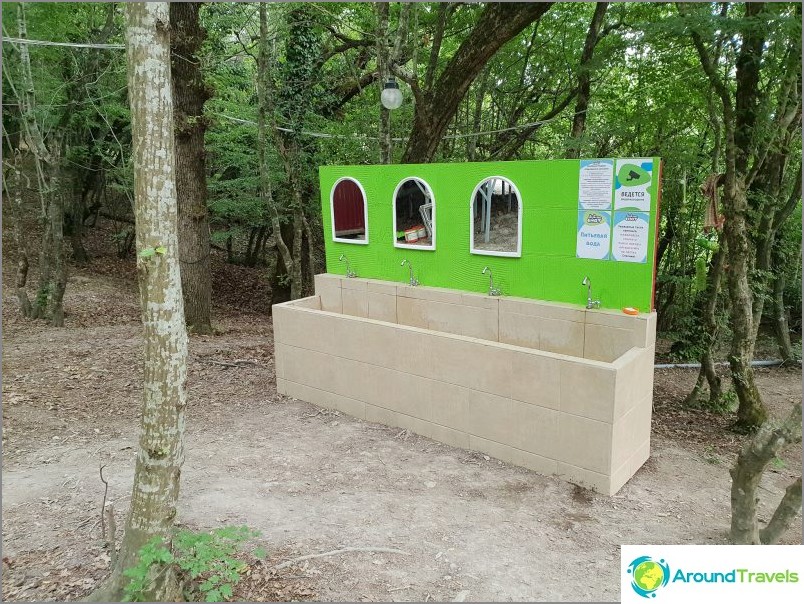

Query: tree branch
left=678, top=3, right=734, bottom=123
left=760, top=477, right=802, bottom=544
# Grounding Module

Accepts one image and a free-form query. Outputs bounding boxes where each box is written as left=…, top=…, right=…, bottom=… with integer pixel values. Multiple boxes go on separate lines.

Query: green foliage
left=715, top=390, right=739, bottom=415
left=138, top=246, right=167, bottom=259
left=771, top=456, right=786, bottom=470
left=694, top=257, right=708, bottom=293
left=123, top=526, right=261, bottom=603
left=5, top=1, right=801, bottom=348
left=35, top=283, right=52, bottom=309
left=122, top=536, right=175, bottom=602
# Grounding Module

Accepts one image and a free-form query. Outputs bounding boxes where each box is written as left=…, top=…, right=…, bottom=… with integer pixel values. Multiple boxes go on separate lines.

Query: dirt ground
left=2, top=257, right=802, bottom=602
left=473, top=206, right=519, bottom=253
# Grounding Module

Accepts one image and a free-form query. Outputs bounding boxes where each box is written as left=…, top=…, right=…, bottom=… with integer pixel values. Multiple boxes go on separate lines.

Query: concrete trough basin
left=272, top=274, right=657, bottom=495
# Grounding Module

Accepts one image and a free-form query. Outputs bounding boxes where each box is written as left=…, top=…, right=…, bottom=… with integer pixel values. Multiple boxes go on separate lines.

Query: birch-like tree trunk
left=90, top=3, right=188, bottom=600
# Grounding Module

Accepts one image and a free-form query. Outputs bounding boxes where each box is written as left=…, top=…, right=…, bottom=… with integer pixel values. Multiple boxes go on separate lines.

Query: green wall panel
left=319, top=158, right=661, bottom=311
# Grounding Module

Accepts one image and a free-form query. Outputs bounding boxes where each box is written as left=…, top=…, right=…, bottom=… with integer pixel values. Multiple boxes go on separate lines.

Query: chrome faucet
left=482, top=266, right=501, bottom=296
left=339, top=254, right=356, bottom=278
left=582, top=276, right=600, bottom=309
left=401, top=259, right=419, bottom=286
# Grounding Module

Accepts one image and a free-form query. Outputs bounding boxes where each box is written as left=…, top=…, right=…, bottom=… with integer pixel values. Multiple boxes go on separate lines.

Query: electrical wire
left=212, top=109, right=586, bottom=142
left=2, top=36, right=125, bottom=50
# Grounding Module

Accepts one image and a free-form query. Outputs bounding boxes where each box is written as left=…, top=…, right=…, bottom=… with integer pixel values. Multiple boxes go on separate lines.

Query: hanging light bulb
left=380, top=77, right=403, bottom=110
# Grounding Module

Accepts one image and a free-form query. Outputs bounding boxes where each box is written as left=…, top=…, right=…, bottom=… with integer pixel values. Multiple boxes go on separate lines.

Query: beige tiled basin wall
left=272, top=274, right=657, bottom=495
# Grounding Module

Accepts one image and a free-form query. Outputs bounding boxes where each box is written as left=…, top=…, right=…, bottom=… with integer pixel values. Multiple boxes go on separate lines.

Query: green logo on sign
left=618, top=163, right=651, bottom=187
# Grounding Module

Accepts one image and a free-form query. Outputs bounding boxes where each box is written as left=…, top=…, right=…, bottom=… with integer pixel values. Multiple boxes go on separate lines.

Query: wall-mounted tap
left=401, top=259, right=419, bottom=286
left=582, top=276, right=600, bottom=309
left=482, top=267, right=502, bottom=296
left=339, top=254, right=357, bottom=278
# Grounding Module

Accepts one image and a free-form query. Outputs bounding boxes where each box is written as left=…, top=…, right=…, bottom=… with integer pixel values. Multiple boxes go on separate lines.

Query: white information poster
left=577, top=210, right=612, bottom=260
left=578, top=159, right=614, bottom=210
left=614, top=158, right=653, bottom=211
left=612, top=211, right=650, bottom=263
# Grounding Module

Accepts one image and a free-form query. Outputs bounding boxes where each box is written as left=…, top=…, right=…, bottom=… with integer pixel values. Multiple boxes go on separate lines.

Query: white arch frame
left=392, top=177, right=436, bottom=251
left=469, top=176, right=523, bottom=258
left=330, top=177, right=369, bottom=245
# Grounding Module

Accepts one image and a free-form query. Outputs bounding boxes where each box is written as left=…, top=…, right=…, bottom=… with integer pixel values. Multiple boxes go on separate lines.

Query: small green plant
left=771, top=456, right=787, bottom=470
left=138, top=245, right=167, bottom=259
left=35, top=283, right=52, bottom=309
left=123, top=525, right=261, bottom=602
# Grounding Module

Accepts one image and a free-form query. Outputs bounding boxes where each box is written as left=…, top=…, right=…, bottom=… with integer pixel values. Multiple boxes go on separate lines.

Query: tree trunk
left=301, top=214, right=317, bottom=296
left=14, top=2, right=66, bottom=325
left=771, top=271, right=794, bottom=363
left=467, top=66, right=490, bottom=161
left=730, top=403, right=802, bottom=544
left=760, top=477, right=802, bottom=545
left=48, top=175, right=67, bottom=327
left=257, top=2, right=296, bottom=310
left=69, top=194, right=90, bottom=265
left=90, top=4, right=188, bottom=599
left=376, top=2, right=391, bottom=164
left=723, top=181, right=767, bottom=431
left=171, top=1, right=213, bottom=335
left=3, top=156, right=33, bottom=317
left=685, top=243, right=725, bottom=407
left=401, top=2, right=552, bottom=163
left=32, top=191, right=54, bottom=320
left=685, top=2, right=770, bottom=432
left=566, top=2, right=608, bottom=159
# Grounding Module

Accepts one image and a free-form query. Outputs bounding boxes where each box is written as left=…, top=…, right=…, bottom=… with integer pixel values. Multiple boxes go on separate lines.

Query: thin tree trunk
left=245, top=227, right=258, bottom=265
left=90, top=4, right=188, bottom=599
left=3, top=156, right=32, bottom=317
left=376, top=2, right=391, bottom=164
left=14, top=2, right=66, bottom=324
left=685, top=2, right=769, bottom=432
left=751, top=162, right=802, bottom=353
left=730, top=403, right=802, bottom=544
left=771, top=271, right=794, bottom=363
left=302, top=213, right=317, bottom=295
left=685, top=243, right=725, bottom=406
left=467, top=66, right=490, bottom=161
left=760, top=477, right=802, bottom=545
left=48, top=174, right=67, bottom=327
left=32, top=195, right=54, bottom=320
left=171, top=1, right=213, bottom=335
left=566, top=2, right=608, bottom=159
left=69, top=194, right=90, bottom=264
left=257, top=3, right=295, bottom=309
left=723, top=181, right=767, bottom=430
left=423, top=2, right=449, bottom=92
left=291, top=211, right=303, bottom=300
